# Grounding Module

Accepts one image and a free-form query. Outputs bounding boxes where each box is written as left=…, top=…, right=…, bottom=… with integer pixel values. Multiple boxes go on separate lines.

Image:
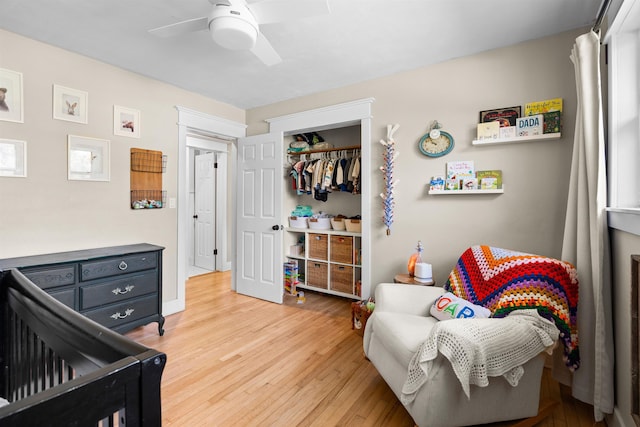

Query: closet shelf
left=287, top=145, right=361, bottom=156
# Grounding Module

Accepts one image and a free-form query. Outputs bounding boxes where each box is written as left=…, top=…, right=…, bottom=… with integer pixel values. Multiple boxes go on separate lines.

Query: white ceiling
left=0, top=0, right=602, bottom=110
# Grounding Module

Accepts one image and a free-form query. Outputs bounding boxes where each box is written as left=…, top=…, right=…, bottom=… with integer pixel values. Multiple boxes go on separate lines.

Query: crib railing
left=0, top=268, right=166, bottom=426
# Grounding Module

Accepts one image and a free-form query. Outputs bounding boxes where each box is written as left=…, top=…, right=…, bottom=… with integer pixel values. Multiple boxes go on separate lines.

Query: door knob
left=272, top=225, right=283, bottom=231
left=193, top=215, right=198, bottom=219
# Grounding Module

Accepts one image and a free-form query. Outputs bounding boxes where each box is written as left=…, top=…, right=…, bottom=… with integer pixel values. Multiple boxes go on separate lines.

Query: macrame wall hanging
left=380, top=124, right=399, bottom=235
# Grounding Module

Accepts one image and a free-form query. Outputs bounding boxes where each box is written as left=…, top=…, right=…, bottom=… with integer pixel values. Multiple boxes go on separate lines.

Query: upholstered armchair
left=363, top=245, right=579, bottom=427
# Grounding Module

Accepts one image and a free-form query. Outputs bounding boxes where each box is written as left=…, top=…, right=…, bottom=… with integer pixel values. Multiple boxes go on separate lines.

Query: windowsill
left=607, top=208, right=640, bottom=236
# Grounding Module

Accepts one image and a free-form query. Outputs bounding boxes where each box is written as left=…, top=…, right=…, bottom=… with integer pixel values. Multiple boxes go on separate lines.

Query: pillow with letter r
left=430, top=292, right=491, bottom=320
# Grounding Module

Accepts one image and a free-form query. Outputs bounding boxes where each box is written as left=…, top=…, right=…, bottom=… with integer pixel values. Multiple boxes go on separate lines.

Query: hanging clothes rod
left=592, top=0, right=613, bottom=32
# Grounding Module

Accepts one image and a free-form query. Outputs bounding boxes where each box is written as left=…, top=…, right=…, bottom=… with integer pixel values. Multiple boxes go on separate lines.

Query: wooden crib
left=0, top=268, right=166, bottom=426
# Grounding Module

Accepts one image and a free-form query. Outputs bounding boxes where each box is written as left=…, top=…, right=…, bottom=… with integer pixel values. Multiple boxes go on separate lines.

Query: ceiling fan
left=149, top=0, right=330, bottom=66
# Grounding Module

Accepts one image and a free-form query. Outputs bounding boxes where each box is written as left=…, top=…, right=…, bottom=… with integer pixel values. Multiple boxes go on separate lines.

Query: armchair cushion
left=429, top=292, right=491, bottom=320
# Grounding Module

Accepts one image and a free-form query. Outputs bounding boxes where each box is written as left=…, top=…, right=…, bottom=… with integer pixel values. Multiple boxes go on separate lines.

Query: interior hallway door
left=235, top=132, right=283, bottom=304
left=194, top=151, right=216, bottom=271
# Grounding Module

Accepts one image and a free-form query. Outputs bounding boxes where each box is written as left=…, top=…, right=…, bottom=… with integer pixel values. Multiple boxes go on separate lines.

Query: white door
left=194, top=151, right=216, bottom=270
left=236, top=132, right=284, bottom=304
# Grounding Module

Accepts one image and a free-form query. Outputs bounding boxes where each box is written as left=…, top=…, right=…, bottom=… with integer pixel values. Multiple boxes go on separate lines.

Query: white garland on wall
left=380, top=124, right=399, bottom=236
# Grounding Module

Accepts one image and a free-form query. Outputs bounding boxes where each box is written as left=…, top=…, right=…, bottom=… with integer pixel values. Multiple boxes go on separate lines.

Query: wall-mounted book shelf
left=428, top=188, right=504, bottom=195
left=472, top=133, right=561, bottom=146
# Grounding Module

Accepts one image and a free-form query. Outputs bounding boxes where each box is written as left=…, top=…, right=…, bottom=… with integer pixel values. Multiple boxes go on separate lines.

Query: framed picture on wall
left=113, top=105, right=140, bottom=138
left=53, top=84, right=88, bottom=124
left=67, top=135, right=110, bottom=181
left=0, top=138, right=27, bottom=177
left=0, top=68, right=24, bottom=123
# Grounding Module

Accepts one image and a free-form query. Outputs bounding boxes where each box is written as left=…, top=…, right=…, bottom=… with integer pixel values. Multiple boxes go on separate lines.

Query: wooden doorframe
left=170, top=106, right=245, bottom=316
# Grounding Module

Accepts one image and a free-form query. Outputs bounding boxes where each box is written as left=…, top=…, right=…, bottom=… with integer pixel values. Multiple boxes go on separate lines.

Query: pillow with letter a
left=430, top=292, right=491, bottom=320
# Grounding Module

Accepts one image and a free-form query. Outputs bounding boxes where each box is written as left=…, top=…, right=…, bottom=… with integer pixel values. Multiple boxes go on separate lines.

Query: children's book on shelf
left=429, top=176, right=445, bottom=191
left=543, top=111, right=562, bottom=133
left=477, top=122, right=500, bottom=140
left=499, top=126, right=516, bottom=139
left=476, top=170, right=503, bottom=189
left=516, top=114, right=543, bottom=136
left=446, top=179, right=460, bottom=190
left=462, top=177, right=478, bottom=190
left=524, top=98, right=563, bottom=115
left=446, top=160, right=474, bottom=180
left=479, top=106, right=521, bottom=127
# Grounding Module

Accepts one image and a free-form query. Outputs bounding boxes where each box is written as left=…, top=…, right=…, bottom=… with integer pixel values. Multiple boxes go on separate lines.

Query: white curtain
left=557, top=31, right=614, bottom=421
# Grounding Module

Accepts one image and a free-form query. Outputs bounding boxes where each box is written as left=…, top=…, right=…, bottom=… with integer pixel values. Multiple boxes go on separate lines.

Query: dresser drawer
left=80, top=271, right=157, bottom=310
left=82, top=294, right=158, bottom=330
left=48, top=288, right=75, bottom=309
left=22, top=265, right=76, bottom=290
left=80, top=252, right=157, bottom=281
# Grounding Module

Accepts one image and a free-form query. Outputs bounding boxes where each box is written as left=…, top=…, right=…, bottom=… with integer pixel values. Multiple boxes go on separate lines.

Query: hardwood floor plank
left=126, top=271, right=604, bottom=427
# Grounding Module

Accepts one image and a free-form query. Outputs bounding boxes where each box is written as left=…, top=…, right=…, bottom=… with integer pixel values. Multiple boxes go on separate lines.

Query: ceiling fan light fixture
left=210, top=16, right=258, bottom=51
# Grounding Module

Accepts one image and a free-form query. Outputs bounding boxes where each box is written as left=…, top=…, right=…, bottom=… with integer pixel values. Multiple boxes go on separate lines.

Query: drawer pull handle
left=110, top=308, right=134, bottom=320
left=118, top=261, right=128, bottom=271
left=112, top=285, right=135, bottom=295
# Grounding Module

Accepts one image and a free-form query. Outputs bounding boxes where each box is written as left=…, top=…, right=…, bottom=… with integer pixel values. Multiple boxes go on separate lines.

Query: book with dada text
left=516, top=114, right=543, bottom=136
left=476, top=170, right=503, bottom=190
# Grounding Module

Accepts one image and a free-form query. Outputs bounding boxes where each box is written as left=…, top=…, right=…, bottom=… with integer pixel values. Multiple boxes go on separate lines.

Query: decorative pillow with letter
left=430, top=292, right=491, bottom=320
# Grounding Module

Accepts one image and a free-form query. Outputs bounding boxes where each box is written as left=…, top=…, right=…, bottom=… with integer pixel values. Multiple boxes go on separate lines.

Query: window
left=605, top=0, right=640, bottom=235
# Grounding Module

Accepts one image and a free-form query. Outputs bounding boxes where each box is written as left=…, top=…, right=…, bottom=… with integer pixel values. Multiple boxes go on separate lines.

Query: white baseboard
left=163, top=298, right=185, bottom=317
left=608, top=407, right=632, bottom=427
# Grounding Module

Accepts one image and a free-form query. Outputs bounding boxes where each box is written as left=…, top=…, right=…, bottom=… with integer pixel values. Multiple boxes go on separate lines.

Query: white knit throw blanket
left=401, top=309, right=558, bottom=404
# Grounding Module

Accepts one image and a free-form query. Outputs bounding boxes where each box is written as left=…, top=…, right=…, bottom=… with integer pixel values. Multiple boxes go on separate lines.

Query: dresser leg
left=158, top=316, right=165, bottom=336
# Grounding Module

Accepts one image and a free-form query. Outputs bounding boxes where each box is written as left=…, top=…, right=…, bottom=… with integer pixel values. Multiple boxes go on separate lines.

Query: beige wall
left=0, top=29, right=244, bottom=300
left=247, top=28, right=582, bottom=288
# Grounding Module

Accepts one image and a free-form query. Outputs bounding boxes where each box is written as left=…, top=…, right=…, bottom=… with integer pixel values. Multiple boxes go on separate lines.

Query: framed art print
left=113, top=105, right=140, bottom=138
left=0, top=138, right=27, bottom=177
left=53, top=84, right=88, bottom=124
left=0, top=68, right=24, bottom=123
left=67, top=135, right=110, bottom=181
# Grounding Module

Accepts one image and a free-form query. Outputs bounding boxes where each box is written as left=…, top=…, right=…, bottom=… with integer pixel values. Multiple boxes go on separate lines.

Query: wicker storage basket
left=307, top=262, right=328, bottom=289
left=330, top=235, right=353, bottom=264
left=308, top=233, right=328, bottom=260
left=330, top=218, right=346, bottom=230
left=345, top=219, right=362, bottom=233
left=331, top=264, right=354, bottom=294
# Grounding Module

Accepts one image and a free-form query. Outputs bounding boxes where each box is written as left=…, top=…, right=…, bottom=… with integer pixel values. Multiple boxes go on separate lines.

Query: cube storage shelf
left=286, top=228, right=362, bottom=299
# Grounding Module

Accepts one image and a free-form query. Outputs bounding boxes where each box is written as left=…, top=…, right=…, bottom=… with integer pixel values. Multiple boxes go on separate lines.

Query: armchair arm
left=374, top=283, right=445, bottom=316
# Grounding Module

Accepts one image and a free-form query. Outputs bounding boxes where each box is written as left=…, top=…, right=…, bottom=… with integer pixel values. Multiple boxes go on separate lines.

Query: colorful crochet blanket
left=444, top=245, right=580, bottom=370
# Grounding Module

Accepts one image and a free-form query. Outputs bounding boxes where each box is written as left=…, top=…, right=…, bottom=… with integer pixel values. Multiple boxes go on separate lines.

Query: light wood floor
left=126, top=271, right=604, bottom=427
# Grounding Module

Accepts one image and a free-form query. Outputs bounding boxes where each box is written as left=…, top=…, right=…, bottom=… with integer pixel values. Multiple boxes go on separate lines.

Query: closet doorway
left=187, top=135, right=229, bottom=278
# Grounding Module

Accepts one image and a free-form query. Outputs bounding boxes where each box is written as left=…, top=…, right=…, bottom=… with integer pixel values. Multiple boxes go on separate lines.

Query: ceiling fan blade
left=251, top=32, right=282, bottom=66
left=149, top=17, right=209, bottom=38
left=249, top=0, right=329, bottom=25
